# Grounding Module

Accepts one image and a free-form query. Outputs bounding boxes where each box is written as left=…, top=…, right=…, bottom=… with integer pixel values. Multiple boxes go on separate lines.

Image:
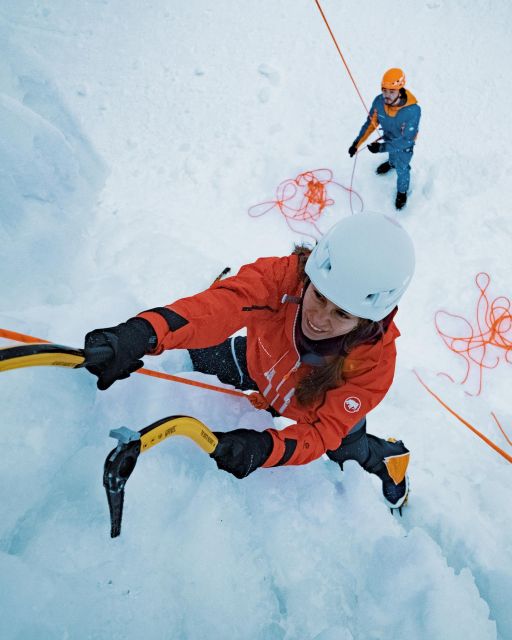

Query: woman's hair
left=293, top=245, right=386, bottom=407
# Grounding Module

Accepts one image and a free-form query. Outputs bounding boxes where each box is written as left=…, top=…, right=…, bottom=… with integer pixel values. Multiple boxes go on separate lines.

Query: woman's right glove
left=211, top=429, right=273, bottom=479
left=84, top=318, right=156, bottom=390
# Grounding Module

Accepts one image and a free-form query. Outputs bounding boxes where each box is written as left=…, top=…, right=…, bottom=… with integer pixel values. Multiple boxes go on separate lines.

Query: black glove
left=368, top=141, right=384, bottom=153
left=211, top=429, right=273, bottom=479
left=84, top=318, right=156, bottom=390
left=348, top=143, right=358, bottom=157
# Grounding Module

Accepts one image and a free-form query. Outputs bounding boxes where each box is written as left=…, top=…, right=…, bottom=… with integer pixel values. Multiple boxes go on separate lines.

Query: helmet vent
left=366, top=289, right=397, bottom=306
left=366, top=292, right=380, bottom=305
left=317, top=255, right=331, bottom=271
left=314, top=242, right=332, bottom=272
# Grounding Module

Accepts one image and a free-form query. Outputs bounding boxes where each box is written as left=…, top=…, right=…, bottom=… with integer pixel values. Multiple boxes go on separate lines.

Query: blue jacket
left=355, top=90, right=421, bottom=154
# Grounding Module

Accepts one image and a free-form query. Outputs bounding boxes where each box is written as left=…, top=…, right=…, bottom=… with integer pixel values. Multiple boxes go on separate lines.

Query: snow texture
left=0, top=1, right=511, bottom=639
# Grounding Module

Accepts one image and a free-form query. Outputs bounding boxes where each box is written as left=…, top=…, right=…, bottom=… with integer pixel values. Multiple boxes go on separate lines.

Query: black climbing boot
left=327, top=429, right=410, bottom=513
left=395, top=191, right=407, bottom=210
left=376, top=161, right=392, bottom=175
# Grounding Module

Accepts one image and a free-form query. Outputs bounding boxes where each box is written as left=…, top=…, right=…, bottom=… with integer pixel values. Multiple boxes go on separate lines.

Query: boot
left=376, top=161, right=392, bottom=175
left=327, top=428, right=410, bottom=512
left=387, top=477, right=409, bottom=510
left=395, top=191, right=407, bottom=210
left=374, top=466, right=409, bottom=510
left=367, top=437, right=410, bottom=510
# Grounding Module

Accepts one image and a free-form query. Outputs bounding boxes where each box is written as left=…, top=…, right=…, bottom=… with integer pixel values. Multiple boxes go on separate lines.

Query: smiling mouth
left=305, top=317, right=328, bottom=335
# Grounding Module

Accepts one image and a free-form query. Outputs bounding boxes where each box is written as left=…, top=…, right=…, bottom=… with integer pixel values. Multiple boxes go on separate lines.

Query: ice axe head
left=103, top=427, right=141, bottom=538
left=102, top=416, right=218, bottom=539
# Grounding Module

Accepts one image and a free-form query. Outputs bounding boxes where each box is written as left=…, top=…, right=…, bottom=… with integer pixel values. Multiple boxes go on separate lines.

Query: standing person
left=348, top=68, right=421, bottom=211
left=84, top=213, right=414, bottom=511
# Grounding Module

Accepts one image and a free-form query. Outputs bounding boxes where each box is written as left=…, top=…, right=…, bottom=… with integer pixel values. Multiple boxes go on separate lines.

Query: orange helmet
left=381, top=68, right=406, bottom=90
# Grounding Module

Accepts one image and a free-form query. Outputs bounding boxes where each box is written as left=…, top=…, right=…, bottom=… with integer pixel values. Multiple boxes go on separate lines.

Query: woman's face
left=301, top=284, right=360, bottom=340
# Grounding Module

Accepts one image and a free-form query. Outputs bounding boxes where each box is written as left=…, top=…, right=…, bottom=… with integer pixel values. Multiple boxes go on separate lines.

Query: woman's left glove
left=211, top=429, right=273, bottom=479
left=84, top=318, right=156, bottom=390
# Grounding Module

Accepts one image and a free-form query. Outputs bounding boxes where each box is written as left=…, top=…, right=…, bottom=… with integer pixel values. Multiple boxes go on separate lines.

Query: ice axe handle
left=80, top=345, right=115, bottom=368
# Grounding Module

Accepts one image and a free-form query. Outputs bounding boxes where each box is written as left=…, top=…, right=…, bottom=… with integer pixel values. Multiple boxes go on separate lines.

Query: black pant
left=189, top=336, right=258, bottom=391
left=326, top=421, right=408, bottom=481
left=188, top=337, right=408, bottom=478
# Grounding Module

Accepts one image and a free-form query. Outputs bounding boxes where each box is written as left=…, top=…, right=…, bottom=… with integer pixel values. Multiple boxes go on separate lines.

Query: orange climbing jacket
left=138, top=254, right=399, bottom=467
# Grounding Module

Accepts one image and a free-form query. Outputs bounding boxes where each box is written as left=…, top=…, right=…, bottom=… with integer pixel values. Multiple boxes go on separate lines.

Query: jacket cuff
left=136, top=311, right=170, bottom=354
left=261, top=429, right=286, bottom=467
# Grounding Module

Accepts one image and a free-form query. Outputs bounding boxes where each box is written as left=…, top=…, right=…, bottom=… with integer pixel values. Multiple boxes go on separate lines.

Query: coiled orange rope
left=248, top=168, right=363, bottom=240
left=425, top=272, right=512, bottom=459
left=435, top=272, right=512, bottom=396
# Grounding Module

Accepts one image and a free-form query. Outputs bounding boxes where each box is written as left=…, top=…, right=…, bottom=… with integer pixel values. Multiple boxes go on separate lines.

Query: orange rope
left=491, top=412, right=512, bottom=447
left=250, top=4, right=372, bottom=234
left=0, top=327, right=269, bottom=410
left=313, top=0, right=370, bottom=116
left=248, top=168, right=363, bottom=240
left=0, top=328, right=50, bottom=344
left=435, top=272, right=512, bottom=396
left=311, top=2, right=379, bottom=217
left=414, top=370, right=512, bottom=464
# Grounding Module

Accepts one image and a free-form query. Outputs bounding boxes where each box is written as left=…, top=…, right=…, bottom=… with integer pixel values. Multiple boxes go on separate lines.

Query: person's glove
left=84, top=318, right=156, bottom=390
left=211, top=429, right=273, bottom=479
left=348, top=143, right=358, bottom=157
left=368, top=141, right=384, bottom=153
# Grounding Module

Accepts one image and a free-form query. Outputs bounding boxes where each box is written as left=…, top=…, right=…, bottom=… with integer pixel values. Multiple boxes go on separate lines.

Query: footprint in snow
left=258, top=63, right=280, bottom=86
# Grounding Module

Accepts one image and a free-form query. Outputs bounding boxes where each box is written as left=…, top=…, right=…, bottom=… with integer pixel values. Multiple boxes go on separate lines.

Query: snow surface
left=1, top=1, right=511, bottom=639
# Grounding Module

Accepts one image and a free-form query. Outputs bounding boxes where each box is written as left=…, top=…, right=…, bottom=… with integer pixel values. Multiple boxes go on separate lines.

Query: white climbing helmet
left=305, top=213, right=415, bottom=321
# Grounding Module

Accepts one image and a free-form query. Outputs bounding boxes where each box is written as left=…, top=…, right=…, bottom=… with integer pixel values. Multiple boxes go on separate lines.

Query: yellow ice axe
left=104, top=416, right=218, bottom=538
left=0, top=343, right=91, bottom=371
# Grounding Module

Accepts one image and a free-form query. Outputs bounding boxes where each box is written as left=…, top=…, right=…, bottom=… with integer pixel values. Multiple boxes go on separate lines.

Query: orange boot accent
left=384, top=438, right=410, bottom=485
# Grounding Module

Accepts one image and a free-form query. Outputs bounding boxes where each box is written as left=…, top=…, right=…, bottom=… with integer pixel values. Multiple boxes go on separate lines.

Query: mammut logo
left=344, top=397, right=361, bottom=413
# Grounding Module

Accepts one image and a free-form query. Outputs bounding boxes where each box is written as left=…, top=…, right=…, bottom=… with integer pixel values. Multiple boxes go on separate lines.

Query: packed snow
left=1, top=1, right=511, bottom=639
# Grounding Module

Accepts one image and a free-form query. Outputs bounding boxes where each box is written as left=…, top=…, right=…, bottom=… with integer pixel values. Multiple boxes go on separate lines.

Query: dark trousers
left=189, top=336, right=258, bottom=391
left=188, top=337, right=408, bottom=479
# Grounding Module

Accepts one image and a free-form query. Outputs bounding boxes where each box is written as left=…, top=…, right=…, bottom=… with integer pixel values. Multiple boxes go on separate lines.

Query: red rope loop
left=248, top=168, right=363, bottom=240
left=435, top=272, right=512, bottom=396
